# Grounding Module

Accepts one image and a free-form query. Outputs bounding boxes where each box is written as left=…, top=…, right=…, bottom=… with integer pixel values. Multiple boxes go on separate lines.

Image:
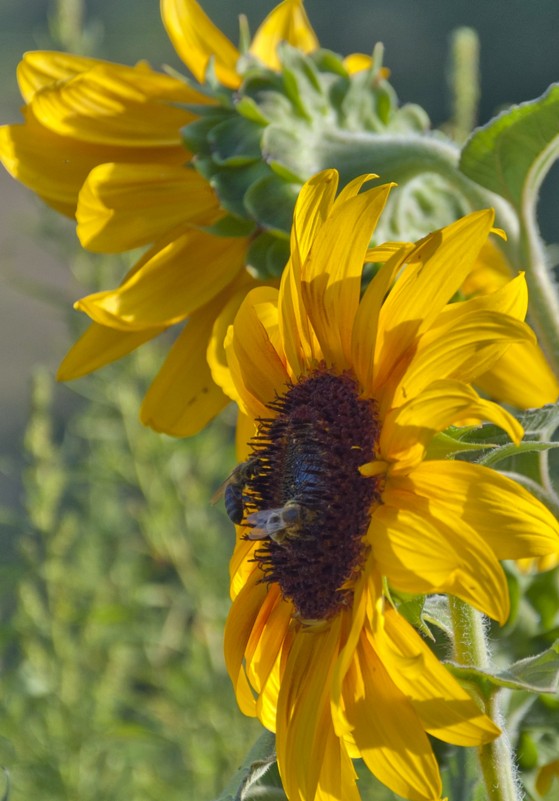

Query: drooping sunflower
left=217, top=170, right=559, bottom=801
left=0, top=0, right=320, bottom=434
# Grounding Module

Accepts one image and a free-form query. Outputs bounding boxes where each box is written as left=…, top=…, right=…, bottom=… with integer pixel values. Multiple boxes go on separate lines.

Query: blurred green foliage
left=0, top=341, right=260, bottom=799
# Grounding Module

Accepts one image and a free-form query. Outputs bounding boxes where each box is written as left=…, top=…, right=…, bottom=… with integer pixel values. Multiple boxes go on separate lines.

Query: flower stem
left=517, top=155, right=559, bottom=378
left=448, top=598, right=522, bottom=801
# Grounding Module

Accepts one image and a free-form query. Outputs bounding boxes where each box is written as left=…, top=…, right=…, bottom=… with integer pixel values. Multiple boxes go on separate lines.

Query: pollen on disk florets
left=244, top=368, right=383, bottom=621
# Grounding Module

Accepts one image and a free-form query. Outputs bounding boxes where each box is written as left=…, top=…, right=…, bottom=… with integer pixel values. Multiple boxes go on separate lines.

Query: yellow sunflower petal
left=224, top=568, right=266, bottom=716
left=277, top=618, right=357, bottom=801
left=17, top=51, right=102, bottom=101
left=57, top=321, right=164, bottom=380
left=249, top=0, right=319, bottom=71
left=374, top=210, right=495, bottom=392
left=0, top=108, right=188, bottom=217
left=301, top=181, right=393, bottom=367
left=76, top=162, right=219, bottom=252
left=371, top=502, right=510, bottom=623
left=226, top=287, right=289, bottom=416
left=140, top=308, right=229, bottom=437
left=352, top=244, right=414, bottom=392
left=380, top=379, right=523, bottom=471
left=390, top=461, right=559, bottom=562
left=461, top=237, right=513, bottom=296
left=388, top=309, right=535, bottom=410
left=235, top=411, right=257, bottom=462
left=536, top=758, right=559, bottom=796
left=291, top=168, right=339, bottom=266
left=375, top=608, right=500, bottom=745
left=161, top=0, right=241, bottom=88
left=76, top=231, right=247, bottom=329
left=207, top=273, right=260, bottom=400
left=229, top=534, right=259, bottom=599
left=31, top=60, right=202, bottom=145
left=276, top=171, right=341, bottom=373
left=255, top=643, right=284, bottom=732
left=245, top=585, right=291, bottom=695
left=476, top=338, right=559, bottom=408
left=342, top=53, right=373, bottom=74
left=344, top=628, right=442, bottom=801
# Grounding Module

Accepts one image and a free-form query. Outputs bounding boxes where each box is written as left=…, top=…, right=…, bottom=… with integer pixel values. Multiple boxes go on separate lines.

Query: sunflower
left=217, top=170, right=559, bottom=801
left=0, top=0, right=327, bottom=435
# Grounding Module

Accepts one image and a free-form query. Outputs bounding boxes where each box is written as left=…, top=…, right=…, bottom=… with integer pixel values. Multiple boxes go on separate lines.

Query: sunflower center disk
left=245, top=370, right=382, bottom=621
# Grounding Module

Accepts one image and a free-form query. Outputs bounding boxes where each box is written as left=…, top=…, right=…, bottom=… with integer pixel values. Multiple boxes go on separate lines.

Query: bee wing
left=210, top=479, right=227, bottom=505
left=245, top=508, right=288, bottom=539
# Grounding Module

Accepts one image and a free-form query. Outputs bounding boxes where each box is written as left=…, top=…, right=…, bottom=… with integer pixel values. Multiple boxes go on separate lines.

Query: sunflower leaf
left=519, top=402, right=559, bottom=435
left=460, top=84, right=559, bottom=211
left=447, top=641, right=559, bottom=695
left=214, top=730, right=283, bottom=801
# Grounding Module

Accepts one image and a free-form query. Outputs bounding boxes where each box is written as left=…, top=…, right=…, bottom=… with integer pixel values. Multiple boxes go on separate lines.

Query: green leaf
left=422, top=595, right=454, bottom=640
left=448, top=641, right=559, bottom=695
left=0, top=768, right=9, bottom=801
left=460, top=84, right=559, bottom=211
left=214, top=730, right=285, bottom=801
left=519, top=402, right=559, bottom=436
left=441, top=747, right=485, bottom=801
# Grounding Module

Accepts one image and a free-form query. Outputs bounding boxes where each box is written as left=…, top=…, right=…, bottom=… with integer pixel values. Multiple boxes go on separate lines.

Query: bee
left=245, top=500, right=303, bottom=545
left=212, top=459, right=257, bottom=525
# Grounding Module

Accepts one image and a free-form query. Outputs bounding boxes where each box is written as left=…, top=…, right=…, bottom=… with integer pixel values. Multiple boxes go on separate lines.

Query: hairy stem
left=449, top=598, right=522, bottom=801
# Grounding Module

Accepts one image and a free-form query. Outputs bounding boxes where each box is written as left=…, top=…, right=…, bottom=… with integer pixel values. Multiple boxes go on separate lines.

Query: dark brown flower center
left=243, top=369, right=382, bottom=621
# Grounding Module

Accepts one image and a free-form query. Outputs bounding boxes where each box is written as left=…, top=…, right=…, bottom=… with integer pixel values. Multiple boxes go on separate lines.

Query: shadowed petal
left=77, top=162, right=220, bottom=252
left=371, top=502, right=510, bottom=623
left=389, top=462, right=559, bottom=562
left=381, top=379, right=522, bottom=471
left=57, top=321, right=164, bottom=380
left=76, top=231, right=247, bottom=329
left=140, top=307, right=229, bottom=436
left=344, top=628, right=442, bottom=801
left=375, top=608, right=500, bottom=745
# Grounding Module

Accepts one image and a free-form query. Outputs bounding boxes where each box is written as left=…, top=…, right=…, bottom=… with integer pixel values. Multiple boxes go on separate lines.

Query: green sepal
left=235, top=95, right=271, bottom=126
left=244, top=175, right=299, bottom=235
left=247, top=233, right=290, bottom=280
left=460, top=83, right=559, bottom=212
left=209, top=161, right=270, bottom=219
left=203, top=215, right=256, bottom=238
left=447, top=641, right=559, bottom=696
left=181, top=111, right=231, bottom=155
left=214, top=730, right=285, bottom=801
left=209, top=116, right=264, bottom=166
left=478, top=439, right=559, bottom=468
left=426, top=428, right=496, bottom=460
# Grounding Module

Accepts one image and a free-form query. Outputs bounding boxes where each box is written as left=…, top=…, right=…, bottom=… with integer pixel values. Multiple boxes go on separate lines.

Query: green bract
left=182, top=44, right=488, bottom=278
